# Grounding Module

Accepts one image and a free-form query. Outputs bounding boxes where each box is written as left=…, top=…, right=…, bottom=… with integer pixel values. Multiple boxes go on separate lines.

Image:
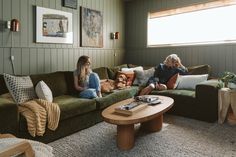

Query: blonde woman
left=74, top=55, right=102, bottom=98
left=139, top=54, right=188, bottom=95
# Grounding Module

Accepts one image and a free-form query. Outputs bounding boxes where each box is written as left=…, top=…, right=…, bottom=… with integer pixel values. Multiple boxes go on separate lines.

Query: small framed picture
left=62, top=0, right=77, bottom=9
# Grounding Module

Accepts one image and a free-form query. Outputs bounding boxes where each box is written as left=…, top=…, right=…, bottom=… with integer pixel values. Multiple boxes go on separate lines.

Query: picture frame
left=80, top=7, right=103, bottom=48
left=62, top=0, right=77, bottom=9
left=36, top=6, right=73, bottom=44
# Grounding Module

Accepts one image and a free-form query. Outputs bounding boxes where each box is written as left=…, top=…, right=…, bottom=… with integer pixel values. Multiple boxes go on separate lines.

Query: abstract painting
left=80, top=7, right=103, bottom=47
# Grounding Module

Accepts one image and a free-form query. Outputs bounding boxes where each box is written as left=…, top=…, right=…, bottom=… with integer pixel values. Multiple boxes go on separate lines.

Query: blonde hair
left=77, top=55, right=90, bottom=82
left=163, top=54, right=182, bottom=68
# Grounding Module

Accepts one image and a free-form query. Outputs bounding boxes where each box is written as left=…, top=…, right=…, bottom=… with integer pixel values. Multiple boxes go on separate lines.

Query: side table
left=218, top=88, right=236, bottom=125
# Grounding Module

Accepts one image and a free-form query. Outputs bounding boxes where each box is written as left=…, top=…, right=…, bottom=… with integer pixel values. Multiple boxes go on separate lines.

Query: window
left=147, top=0, right=236, bottom=47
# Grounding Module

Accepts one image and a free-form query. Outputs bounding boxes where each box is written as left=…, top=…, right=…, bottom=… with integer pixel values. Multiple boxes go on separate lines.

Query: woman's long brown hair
left=76, top=55, right=90, bottom=82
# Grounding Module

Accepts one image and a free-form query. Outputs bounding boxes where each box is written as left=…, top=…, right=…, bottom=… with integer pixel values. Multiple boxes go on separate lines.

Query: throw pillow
left=176, top=74, right=208, bottom=90
left=133, top=68, right=155, bottom=86
left=100, top=79, right=115, bottom=93
left=35, top=81, right=53, bottom=102
left=115, top=73, right=127, bottom=89
left=166, top=73, right=180, bottom=89
left=3, top=73, right=37, bottom=104
left=116, top=71, right=135, bottom=86
left=121, top=66, right=143, bottom=72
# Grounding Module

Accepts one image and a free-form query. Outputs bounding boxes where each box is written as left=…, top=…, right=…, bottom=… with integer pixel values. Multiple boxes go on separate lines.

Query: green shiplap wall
left=125, top=0, right=236, bottom=77
left=0, top=0, right=125, bottom=75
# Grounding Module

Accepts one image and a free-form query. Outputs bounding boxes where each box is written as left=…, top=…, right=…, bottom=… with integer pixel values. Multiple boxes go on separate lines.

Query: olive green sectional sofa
left=0, top=64, right=221, bottom=143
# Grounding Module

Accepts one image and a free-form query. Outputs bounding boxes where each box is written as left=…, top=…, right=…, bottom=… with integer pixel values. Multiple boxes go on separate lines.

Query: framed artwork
left=36, top=6, right=73, bottom=44
left=62, top=0, right=77, bottom=9
left=80, top=7, right=103, bottom=48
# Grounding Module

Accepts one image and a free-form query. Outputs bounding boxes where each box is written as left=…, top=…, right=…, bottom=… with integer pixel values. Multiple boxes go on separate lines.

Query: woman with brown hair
left=74, top=55, right=102, bottom=98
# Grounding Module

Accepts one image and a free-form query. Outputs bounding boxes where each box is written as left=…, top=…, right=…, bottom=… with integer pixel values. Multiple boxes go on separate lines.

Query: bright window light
left=148, top=3, right=236, bottom=47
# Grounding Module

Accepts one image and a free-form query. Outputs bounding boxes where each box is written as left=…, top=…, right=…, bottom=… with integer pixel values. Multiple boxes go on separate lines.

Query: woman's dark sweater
left=147, top=63, right=188, bottom=85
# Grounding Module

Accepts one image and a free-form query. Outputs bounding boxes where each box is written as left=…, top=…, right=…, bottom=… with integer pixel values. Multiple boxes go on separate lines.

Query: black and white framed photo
left=36, top=6, right=73, bottom=44
left=62, top=0, right=77, bottom=9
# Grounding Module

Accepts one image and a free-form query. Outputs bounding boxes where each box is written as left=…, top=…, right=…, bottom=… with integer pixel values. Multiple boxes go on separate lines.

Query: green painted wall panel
left=125, top=0, right=236, bottom=76
left=0, top=0, right=125, bottom=75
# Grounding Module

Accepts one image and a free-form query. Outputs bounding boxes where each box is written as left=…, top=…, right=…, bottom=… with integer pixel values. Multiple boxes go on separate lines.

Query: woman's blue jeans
left=79, top=72, right=101, bottom=99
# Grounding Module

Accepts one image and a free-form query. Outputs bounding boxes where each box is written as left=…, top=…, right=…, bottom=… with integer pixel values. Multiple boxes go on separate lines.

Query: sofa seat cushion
left=53, top=95, right=96, bottom=120
left=151, top=89, right=197, bottom=118
left=18, top=95, right=96, bottom=132
left=151, top=89, right=195, bottom=98
left=96, top=86, right=139, bottom=109
left=30, top=72, right=68, bottom=97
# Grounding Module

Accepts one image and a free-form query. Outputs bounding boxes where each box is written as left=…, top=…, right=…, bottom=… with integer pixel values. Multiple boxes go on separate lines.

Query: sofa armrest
left=0, top=98, right=18, bottom=135
left=195, top=80, right=222, bottom=122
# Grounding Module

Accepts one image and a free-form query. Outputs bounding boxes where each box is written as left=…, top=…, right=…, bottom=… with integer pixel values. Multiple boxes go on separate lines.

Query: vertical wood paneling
left=2, top=0, right=11, bottom=47
left=125, top=0, right=236, bottom=76
left=37, top=48, right=44, bottom=73
left=44, top=49, right=51, bottom=73
left=12, top=48, right=22, bottom=75
left=21, top=48, right=30, bottom=75
left=0, top=0, right=3, bottom=47
left=20, top=0, right=28, bottom=47
left=62, top=49, right=68, bottom=70
left=3, top=48, right=12, bottom=74
left=51, top=49, right=57, bottom=72
left=12, top=0, right=20, bottom=47
left=57, top=49, right=63, bottom=70
left=29, top=48, right=37, bottom=74
left=0, top=48, right=3, bottom=73
left=0, top=0, right=124, bottom=75
left=28, top=0, right=36, bottom=47
left=68, top=49, right=74, bottom=70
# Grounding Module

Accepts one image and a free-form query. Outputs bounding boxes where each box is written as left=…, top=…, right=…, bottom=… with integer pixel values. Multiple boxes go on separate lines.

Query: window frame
left=147, top=0, right=236, bottom=47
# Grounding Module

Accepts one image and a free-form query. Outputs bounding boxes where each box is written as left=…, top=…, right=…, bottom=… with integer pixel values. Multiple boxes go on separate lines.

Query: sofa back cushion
left=92, top=67, right=109, bottom=79
left=0, top=74, right=9, bottom=95
left=187, top=64, right=211, bottom=76
left=64, top=71, right=77, bottom=95
left=107, top=64, right=128, bottom=80
left=30, top=72, right=68, bottom=97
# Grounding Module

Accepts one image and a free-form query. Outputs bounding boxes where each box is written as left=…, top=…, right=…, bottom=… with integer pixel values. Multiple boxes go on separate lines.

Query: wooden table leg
left=117, top=124, right=134, bottom=150
left=141, top=114, right=163, bottom=132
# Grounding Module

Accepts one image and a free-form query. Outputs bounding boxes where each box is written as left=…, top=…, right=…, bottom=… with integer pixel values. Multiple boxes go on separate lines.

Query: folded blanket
left=18, top=99, right=60, bottom=137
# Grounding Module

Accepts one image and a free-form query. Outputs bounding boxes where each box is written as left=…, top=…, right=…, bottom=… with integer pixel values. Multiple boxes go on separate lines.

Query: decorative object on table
left=36, top=6, right=73, bottom=44
left=135, top=95, right=159, bottom=103
left=80, top=7, right=103, bottom=47
left=114, top=101, right=148, bottom=116
left=219, top=71, right=236, bottom=89
left=62, top=0, right=77, bottom=9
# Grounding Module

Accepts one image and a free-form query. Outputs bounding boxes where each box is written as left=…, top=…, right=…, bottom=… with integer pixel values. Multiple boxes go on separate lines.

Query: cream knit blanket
left=18, top=99, right=60, bottom=137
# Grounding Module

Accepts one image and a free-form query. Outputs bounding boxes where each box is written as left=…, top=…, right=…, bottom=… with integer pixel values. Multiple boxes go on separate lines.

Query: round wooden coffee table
left=102, top=95, right=174, bottom=150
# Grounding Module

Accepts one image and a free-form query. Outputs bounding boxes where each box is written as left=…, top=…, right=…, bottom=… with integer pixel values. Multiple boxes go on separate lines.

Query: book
left=114, top=102, right=148, bottom=116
